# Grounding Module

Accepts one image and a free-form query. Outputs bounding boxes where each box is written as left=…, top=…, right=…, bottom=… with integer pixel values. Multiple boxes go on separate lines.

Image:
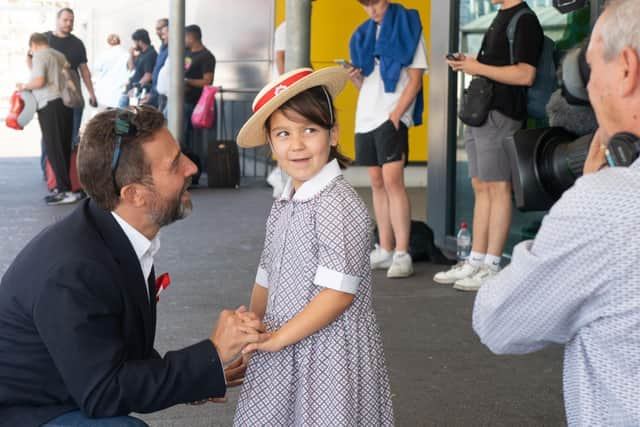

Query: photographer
left=473, top=0, right=640, bottom=424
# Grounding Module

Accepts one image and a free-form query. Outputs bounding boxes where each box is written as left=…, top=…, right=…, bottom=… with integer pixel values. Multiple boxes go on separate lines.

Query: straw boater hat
left=237, top=67, right=349, bottom=148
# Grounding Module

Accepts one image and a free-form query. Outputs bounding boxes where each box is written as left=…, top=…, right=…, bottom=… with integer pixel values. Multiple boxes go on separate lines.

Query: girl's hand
left=242, top=331, right=283, bottom=354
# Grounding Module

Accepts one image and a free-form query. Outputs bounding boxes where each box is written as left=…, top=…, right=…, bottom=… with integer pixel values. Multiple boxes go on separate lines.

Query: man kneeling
left=0, top=106, right=265, bottom=427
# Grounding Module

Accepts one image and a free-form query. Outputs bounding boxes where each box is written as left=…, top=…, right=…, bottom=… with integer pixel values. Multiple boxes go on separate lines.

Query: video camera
left=507, top=0, right=635, bottom=212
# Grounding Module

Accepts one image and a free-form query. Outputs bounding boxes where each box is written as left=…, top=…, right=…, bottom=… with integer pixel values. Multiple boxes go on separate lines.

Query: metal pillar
left=427, top=0, right=459, bottom=250
left=285, top=0, right=312, bottom=71
left=168, top=0, right=185, bottom=141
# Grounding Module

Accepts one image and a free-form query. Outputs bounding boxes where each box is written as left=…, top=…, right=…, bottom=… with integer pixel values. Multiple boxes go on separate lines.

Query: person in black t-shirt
left=182, top=25, right=215, bottom=184
left=36, top=8, right=98, bottom=162
left=121, top=29, right=158, bottom=106
left=434, top=0, right=543, bottom=292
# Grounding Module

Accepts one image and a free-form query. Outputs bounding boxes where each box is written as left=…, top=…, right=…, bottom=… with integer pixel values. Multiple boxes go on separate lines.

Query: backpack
left=507, top=9, right=557, bottom=120
left=60, top=62, right=84, bottom=109
left=46, top=31, right=84, bottom=109
left=373, top=220, right=456, bottom=265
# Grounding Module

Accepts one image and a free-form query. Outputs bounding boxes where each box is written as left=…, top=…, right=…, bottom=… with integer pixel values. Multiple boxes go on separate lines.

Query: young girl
left=233, top=67, right=394, bottom=426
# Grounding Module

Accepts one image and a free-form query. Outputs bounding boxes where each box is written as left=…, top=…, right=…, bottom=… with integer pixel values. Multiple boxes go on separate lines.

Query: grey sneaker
left=387, top=252, right=413, bottom=278
left=370, top=244, right=393, bottom=270
left=453, top=267, right=498, bottom=292
left=433, top=261, right=479, bottom=285
left=46, top=191, right=81, bottom=206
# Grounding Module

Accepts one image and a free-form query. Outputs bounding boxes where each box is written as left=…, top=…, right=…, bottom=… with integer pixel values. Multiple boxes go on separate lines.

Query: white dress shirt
left=111, top=212, right=161, bottom=301
left=473, top=159, right=640, bottom=426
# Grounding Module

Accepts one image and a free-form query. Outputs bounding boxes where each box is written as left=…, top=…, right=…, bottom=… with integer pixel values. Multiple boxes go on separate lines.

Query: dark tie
left=147, top=266, right=156, bottom=304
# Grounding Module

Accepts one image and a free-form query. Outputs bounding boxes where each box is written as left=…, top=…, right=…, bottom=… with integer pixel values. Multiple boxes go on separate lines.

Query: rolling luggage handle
left=207, top=87, right=241, bottom=188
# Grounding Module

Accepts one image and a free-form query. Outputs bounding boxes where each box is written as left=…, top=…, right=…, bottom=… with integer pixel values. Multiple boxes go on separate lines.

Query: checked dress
left=233, top=160, right=394, bottom=426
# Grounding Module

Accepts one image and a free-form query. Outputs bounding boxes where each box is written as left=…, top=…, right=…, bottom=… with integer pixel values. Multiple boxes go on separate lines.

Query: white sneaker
left=370, top=244, right=393, bottom=270
left=386, top=252, right=413, bottom=278
left=46, top=191, right=81, bottom=206
left=453, top=267, right=498, bottom=292
left=433, top=261, right=479, bottom=285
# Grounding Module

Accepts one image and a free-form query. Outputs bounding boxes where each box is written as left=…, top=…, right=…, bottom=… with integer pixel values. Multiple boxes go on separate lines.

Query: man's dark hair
left=57, top=7, right=74, bottom=18
left=157, top=18, right=169, bottom=28
left=185, top=25, right=202, bottom=41
left=78, top=107, right=166, bottom=211
left=29, top=33, right=49, bottom=47
left=132, top=29, right=151, bottom=45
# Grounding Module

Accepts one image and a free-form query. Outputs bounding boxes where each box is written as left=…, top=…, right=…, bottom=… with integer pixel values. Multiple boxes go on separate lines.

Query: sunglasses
left=110, top=107, right=140, bottom=194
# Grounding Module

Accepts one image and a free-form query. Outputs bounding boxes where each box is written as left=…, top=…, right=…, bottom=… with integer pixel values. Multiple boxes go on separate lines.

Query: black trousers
left=37, top=98, right=73, bottom=192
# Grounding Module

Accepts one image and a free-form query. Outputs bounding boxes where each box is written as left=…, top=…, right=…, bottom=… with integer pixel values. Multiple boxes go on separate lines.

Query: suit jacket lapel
left=87, top=200, right=155, bottom=352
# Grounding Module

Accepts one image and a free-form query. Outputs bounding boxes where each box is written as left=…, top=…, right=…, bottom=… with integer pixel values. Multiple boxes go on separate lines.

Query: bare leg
left=486, top=181, right=513, bottom=257
left=382, top=160, right=411, bottom=252
left=369, top=166, right=394, bottom=252
left=471, top=177, right=490, bottom=254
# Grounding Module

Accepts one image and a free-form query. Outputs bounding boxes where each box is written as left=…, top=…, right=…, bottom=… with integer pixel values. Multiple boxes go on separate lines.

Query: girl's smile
left=269, top=109, right=338, bottom=190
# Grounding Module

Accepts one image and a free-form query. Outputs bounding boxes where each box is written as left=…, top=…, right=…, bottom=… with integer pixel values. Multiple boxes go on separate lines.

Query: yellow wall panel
left=275, top=0, right=430, bottom=162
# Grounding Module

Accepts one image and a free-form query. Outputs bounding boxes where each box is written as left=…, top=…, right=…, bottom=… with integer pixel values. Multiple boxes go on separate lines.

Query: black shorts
left=355, top=120, right=409, bottom=167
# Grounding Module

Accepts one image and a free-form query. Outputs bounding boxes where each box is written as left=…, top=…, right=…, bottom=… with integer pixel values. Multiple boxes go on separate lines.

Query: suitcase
left=46, top=149, right=82, bottom=192
left=207, top=139, right=240, bottom=188
left=206, top=88, right=240, bottom=188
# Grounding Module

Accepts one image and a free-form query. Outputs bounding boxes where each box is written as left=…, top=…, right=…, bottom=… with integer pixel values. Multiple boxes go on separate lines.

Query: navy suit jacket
left=0, top=199, right=225, bottom=427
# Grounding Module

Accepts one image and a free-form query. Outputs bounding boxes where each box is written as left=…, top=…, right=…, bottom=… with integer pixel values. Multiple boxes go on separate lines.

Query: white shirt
left=93, top=45, right=130, bottom=108
left=111, top=212, right=161, bottom=301
left=355, top=29, right=429, bottom=134
left=156, top=58, right=170, bottom=96
left=272, top=22, right=286, bottom=80
left=473, top=159, right=640, bottom=426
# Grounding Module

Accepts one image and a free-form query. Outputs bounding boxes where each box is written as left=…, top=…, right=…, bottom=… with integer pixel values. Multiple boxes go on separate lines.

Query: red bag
left=191, top=85, right=218, bottom=129
left=46, top=149, right=82, bottom=192
left=5, top=91, right=25, bottom=130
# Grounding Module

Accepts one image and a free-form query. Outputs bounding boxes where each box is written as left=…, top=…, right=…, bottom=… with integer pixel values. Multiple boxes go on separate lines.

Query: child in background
left=233, top=67, right=394, bottom=426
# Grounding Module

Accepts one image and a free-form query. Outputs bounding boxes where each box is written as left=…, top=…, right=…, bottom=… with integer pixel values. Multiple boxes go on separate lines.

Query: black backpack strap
left=506, top=9, right=535, bottom=65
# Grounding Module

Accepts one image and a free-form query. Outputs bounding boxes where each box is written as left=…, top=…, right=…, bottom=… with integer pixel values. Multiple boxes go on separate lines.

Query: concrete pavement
left=0, top=158, right=565, bottom=426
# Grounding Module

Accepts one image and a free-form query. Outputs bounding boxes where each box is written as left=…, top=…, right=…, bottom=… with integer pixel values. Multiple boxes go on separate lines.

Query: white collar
left=279, top=159, right=342, bottom=202
left=110, top=212, right=161, bottom=265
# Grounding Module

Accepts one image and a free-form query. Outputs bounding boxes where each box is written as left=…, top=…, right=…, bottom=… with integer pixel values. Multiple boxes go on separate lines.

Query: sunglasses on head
left=110, top=107, right=139, bottom=195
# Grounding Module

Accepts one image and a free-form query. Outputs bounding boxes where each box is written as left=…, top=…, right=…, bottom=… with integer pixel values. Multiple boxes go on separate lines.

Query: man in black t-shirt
left=182, top=25, right=216, bottom=184
left=121, top=29, right=157, bottom=107
left=41, top=8, right=98, bottom=151
left=434, top=0, right=543, bottom=292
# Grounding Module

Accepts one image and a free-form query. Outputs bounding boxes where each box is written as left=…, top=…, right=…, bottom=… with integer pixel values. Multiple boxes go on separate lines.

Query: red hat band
left=253, top=69, right=313, bottom=113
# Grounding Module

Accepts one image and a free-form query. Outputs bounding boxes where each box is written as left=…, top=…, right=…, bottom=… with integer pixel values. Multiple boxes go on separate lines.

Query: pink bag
left=191, top=85, right=218, bottom=128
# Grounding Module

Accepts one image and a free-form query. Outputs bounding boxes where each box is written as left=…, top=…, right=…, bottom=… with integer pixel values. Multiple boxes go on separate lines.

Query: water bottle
left=456, top=222, right=471, bottom=261
left=129, top=87, right=139, bottom=106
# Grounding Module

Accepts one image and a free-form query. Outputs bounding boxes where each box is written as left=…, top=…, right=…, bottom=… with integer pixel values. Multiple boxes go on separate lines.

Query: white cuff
left=255, top=266, right=269, bottom=288
left=313, top=265, right=360, bottom=294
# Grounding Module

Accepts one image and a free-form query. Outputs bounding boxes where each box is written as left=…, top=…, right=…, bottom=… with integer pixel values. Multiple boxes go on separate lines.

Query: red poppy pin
left=155, top=273, right=171, bottom=302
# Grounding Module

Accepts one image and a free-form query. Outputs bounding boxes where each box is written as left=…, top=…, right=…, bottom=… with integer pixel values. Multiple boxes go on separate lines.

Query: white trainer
left=46, top=191, right=81, bottom=206
left=433, top=261, right=479, bottom=285
left=386, top=252, right=413, bottom=278
left=453, top=267, right=498, bottom=292
left=370, top=244, right=393, bottom=270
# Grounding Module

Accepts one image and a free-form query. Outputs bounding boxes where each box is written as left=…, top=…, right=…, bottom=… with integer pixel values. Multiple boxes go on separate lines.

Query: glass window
left=452, top=1, right=591, bottom=257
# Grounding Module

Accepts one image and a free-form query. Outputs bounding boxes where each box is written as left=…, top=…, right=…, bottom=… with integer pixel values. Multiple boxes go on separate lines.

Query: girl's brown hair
left=265, top=85, right=352, bottom=169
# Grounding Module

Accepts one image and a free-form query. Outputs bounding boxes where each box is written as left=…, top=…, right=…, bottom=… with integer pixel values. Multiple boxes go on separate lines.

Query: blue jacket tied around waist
left=349, top=3, right=424, bottom=126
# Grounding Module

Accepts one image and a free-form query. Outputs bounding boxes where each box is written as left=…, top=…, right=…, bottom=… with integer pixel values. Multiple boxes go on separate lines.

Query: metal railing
left=191, top=86, right=274, bottom=180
